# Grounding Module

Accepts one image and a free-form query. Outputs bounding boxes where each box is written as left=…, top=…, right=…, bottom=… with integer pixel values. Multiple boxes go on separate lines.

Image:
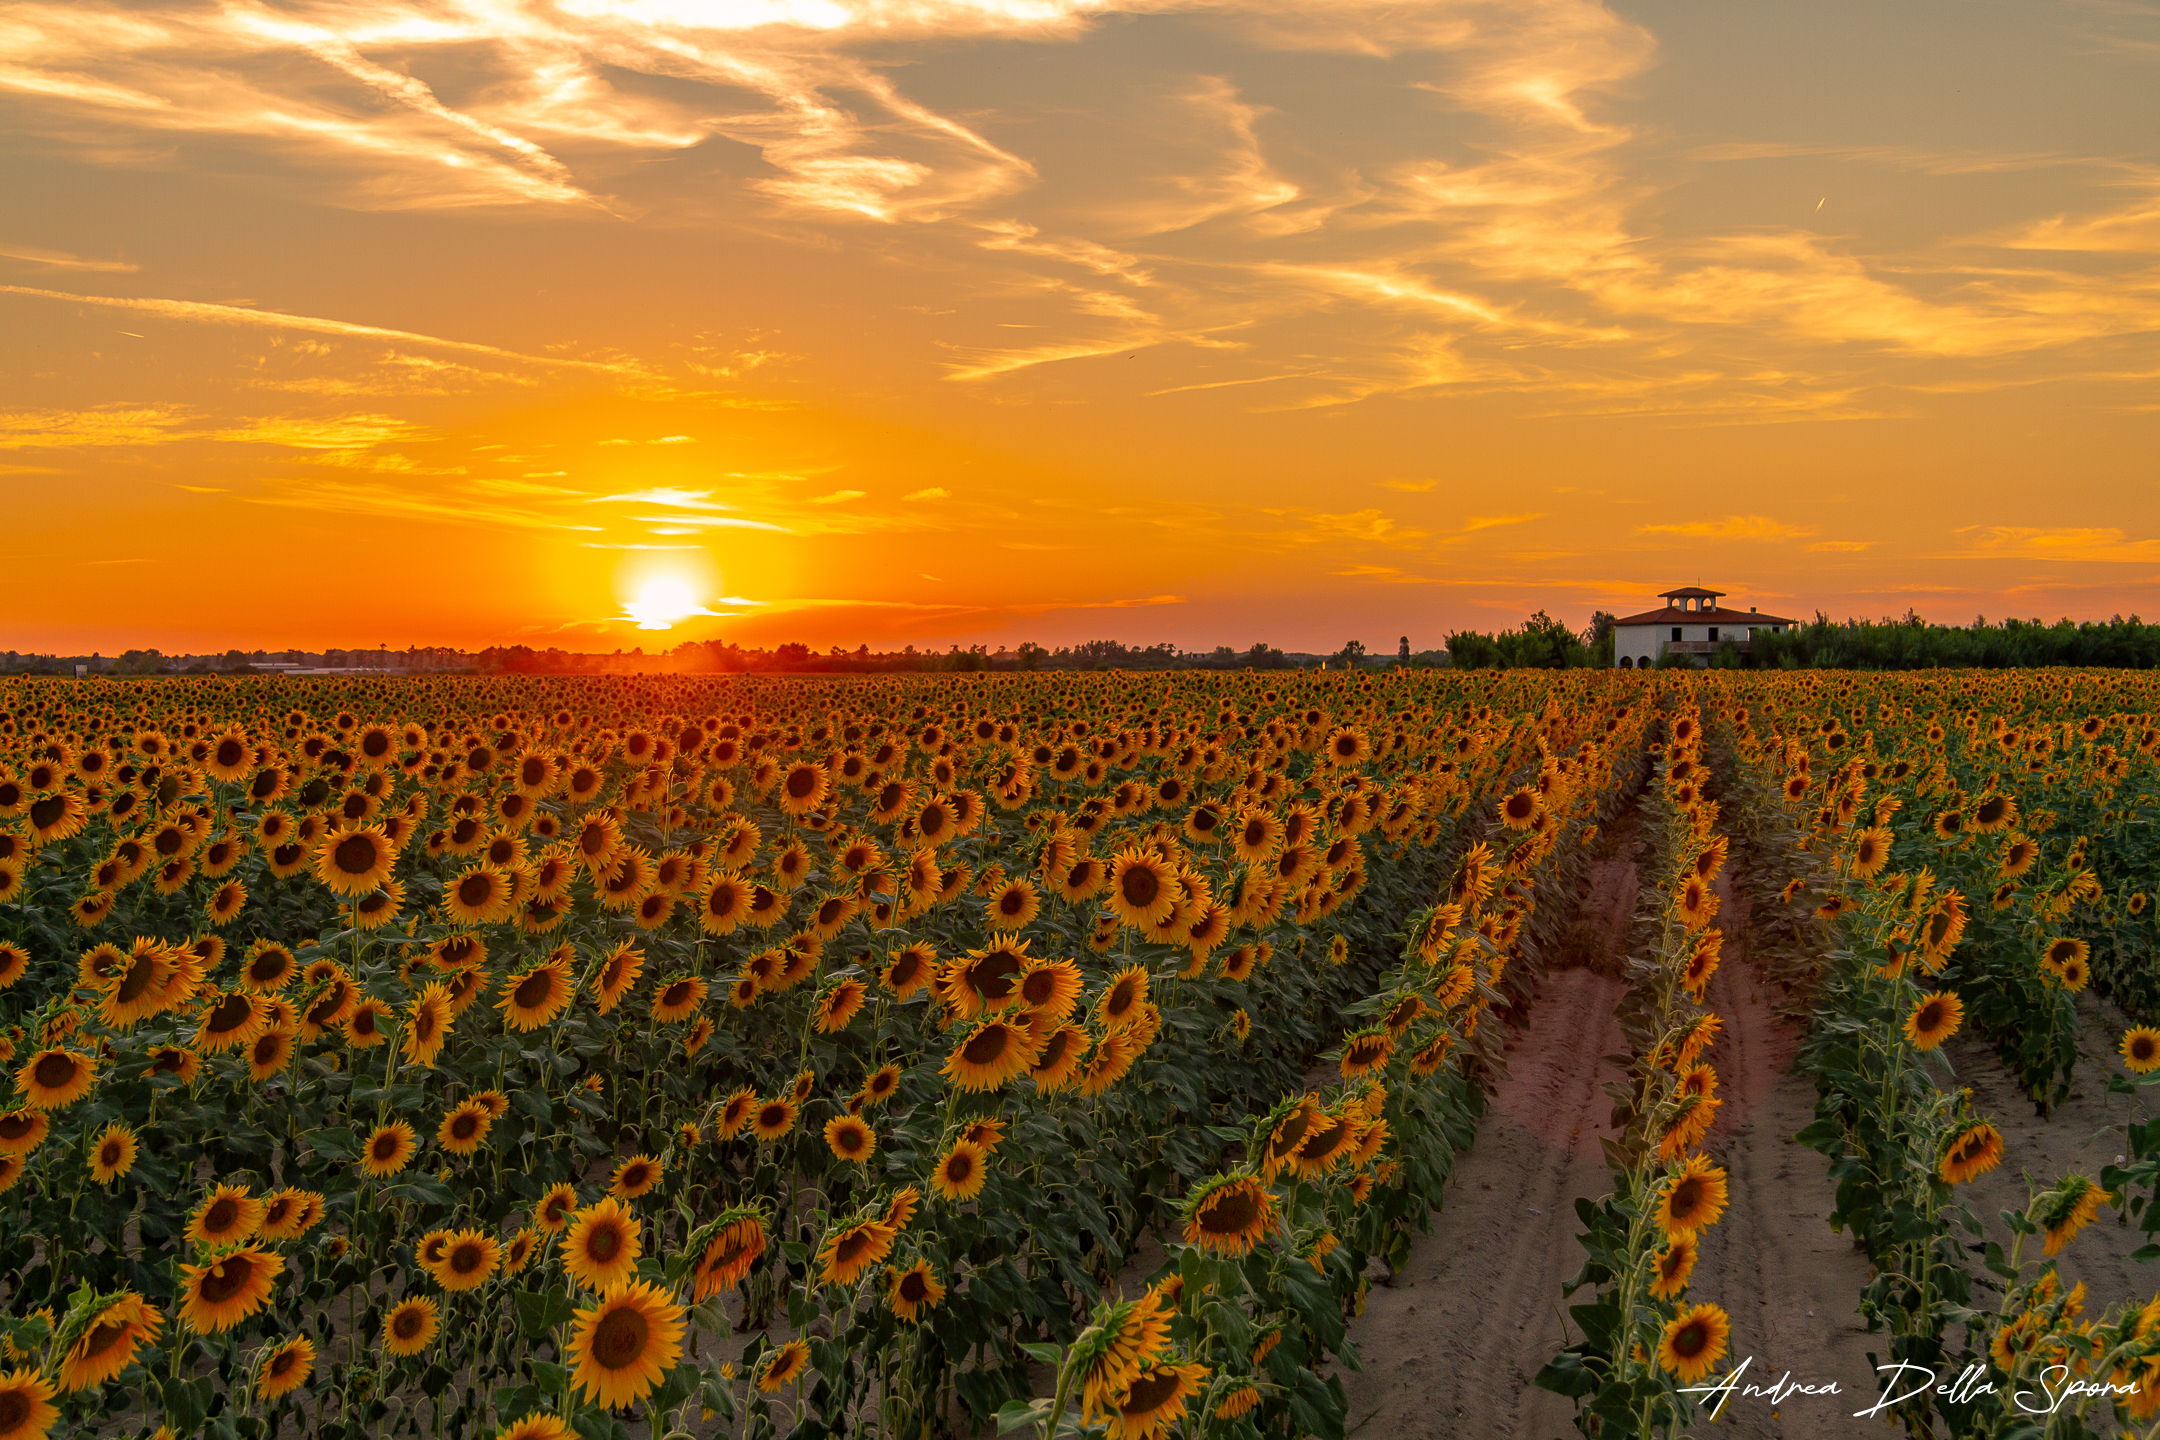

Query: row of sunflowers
left=1710, top=672, right=2160, bottom=1436
left=0, top=669, right=1650, bottom=1440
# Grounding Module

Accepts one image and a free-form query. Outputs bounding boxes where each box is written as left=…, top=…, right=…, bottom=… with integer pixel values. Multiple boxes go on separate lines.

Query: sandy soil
left=1338, top=813, right=1882, bottom=1439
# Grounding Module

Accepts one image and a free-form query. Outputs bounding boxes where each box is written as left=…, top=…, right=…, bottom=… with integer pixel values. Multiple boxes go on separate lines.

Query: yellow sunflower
left=609, top=1154, right=663, bottom=1199
left=566, top=1281, right=685, bottom=1410
left=15, top=1049, right=95, bottom=1110
left=932, top=1138, right=989, bottom=1202
left=1939, top=1121, right=2005, bottom=1185
left=1655, top=1154, right=1730, bottom=1240
left=358, top=1121, right=419, bottom=1179
left=56, top=1291, right=162, bottom=1392
left=815, top=1216, right=897, bottom=1286
left=1179, top=1173, right=1278, bottom=1257
left=941, top=1018, right=1039, bottom=1092
left=756, top=1337, right=811, bottom=1392
left=256, top=1335, right=314, bottom=1400
left=497, top=956, right=574, bottom=1032
left=187, top=1184, right=264, bottom=1251
left=382, top=1297, right=440, bottom=1356
left=1904, top=991, right=1963, bottom=1051
left=177, top=1246, right=281, bottom=1333
left=87, top=1123, right=137, bottom=1185
left=561, top=1197, right=643, bottom=1292
left=1656, top=1303, right=1731, bottom=1384
left=886, top=1261, right=946, bottom=1321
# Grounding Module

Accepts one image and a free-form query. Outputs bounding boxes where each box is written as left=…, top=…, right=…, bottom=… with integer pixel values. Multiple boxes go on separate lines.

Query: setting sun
left=624, top=575, right=703, bottom=630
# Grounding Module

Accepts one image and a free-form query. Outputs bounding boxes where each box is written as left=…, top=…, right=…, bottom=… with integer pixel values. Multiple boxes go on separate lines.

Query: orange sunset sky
left=3, top=0, right=2157, bottom=655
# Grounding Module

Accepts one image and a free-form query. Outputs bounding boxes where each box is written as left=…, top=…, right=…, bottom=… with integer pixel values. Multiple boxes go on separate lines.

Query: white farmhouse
left=1612, top=587, right=1797, bottom=668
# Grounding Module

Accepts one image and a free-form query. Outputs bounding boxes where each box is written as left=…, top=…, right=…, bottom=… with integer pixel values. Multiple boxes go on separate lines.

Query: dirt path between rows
left=1337, top=813, right=1880, bottom=1439
left=1943, top=989, right=2160, bottom=1323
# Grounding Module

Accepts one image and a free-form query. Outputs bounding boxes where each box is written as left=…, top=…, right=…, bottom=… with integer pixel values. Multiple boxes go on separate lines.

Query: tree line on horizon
left=7, top=611, right=2157, bottom=678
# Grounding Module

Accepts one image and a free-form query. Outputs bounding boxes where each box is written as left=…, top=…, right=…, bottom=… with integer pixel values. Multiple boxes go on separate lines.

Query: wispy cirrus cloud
left=1636, top=515, right=1818, bottom=541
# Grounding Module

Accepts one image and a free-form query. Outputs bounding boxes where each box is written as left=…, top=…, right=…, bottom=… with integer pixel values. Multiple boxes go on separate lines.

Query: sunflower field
left=4, top=666, right=2157, bottom=1440
left=0, top=670, right=1655, bottom=1440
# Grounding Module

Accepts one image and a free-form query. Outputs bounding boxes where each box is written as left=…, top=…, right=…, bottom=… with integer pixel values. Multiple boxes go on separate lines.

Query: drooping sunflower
left=87, top=1123, right=137, bottom=1185
left=885, top=1260, right=946, bottom=1322
left=932, top=1138, right=989, bottom=1202
left=358, top=1121, right=419, bottom=1179
left=256, top=1334, right=315, bottom=1401
left=381, top=1296, right=440, bottom=1356
left=1655, top=1154, right=1730, bottom=1240
left=1649, top=1234, right=1698, bottom=1300
left=1337, top=1027, right=1394, bottom=1079
left=2039, top=1175, right=2111, bottom=1257
left=566, top=1280, right=685, bottom=1410
left=56, top=1291, right=162, bottom=1392
left=1939, top=1121, right=2005, bottom=1185
left=177, top=1246, right=281, bottom=1333
left=1180, top=1172, right=1279, bottom=1257
left=1078, top=1289, right=1175, bottom=1423
left=187, top=1184, right=264, bottom=1250
left=815, top=1215, right=897, bottom=1286
left=497, top=956, right=574, bottom=1033
left=402, top=984, right=452, bottom=1068
left=756, top=1337, right=811, bottom=1392
left=593, top=942, right=644, bottom=1013
left=825, top=1115, right=876, bottom=1165
left=1904, top=991, right=1963, bottom=1051
left=941, top=1018, right=1039, bottom=1093
left=1030, top=1025, right=1089, bottom=1092
left=1657, top=1303, right=1731, bottom=1384
left=609, top=1154, right=663, bottom=1199
left=815, top=978, right=867, bottom=1034
left=561, top=1197, right=643, bottom=1291
left=692, top=1212, right=768, bottom=1302
left=1107, top=1361, right=1209, bottom=1440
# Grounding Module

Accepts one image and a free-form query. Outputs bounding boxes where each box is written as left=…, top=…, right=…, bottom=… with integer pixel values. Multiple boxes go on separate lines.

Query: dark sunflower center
left=514, top=972, right=553, bottom=1009
left=587, top=1225, right=622, bottom=1262
left=198, top=1257, right=253, bottom=1303
left=450, top=1244, right=485, bottom=1274
left=961, top=1027, right=1012, bottom=1065
left=204, top=1198, right=239, bottom=1233
left=1123, top=1371, right=1180, bottom=1413
left=591, top=1307, right=649, bottom=1369
left=943, top=1152, right=975, bottom=1183
left=394, top=1309, right=425, bottom=1339
left=333, top=835, right=378, bottom=875
left=1201, top=1186, right=1262, bottom=1234
left=32, top=1053, right=77, bottom=1089
left=899, top=1271, right=929, bottom=1302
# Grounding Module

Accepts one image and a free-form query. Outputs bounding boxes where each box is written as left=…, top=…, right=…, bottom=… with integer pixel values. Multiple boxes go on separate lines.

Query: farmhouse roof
left=1613, top=604, right=1798, bottom=627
